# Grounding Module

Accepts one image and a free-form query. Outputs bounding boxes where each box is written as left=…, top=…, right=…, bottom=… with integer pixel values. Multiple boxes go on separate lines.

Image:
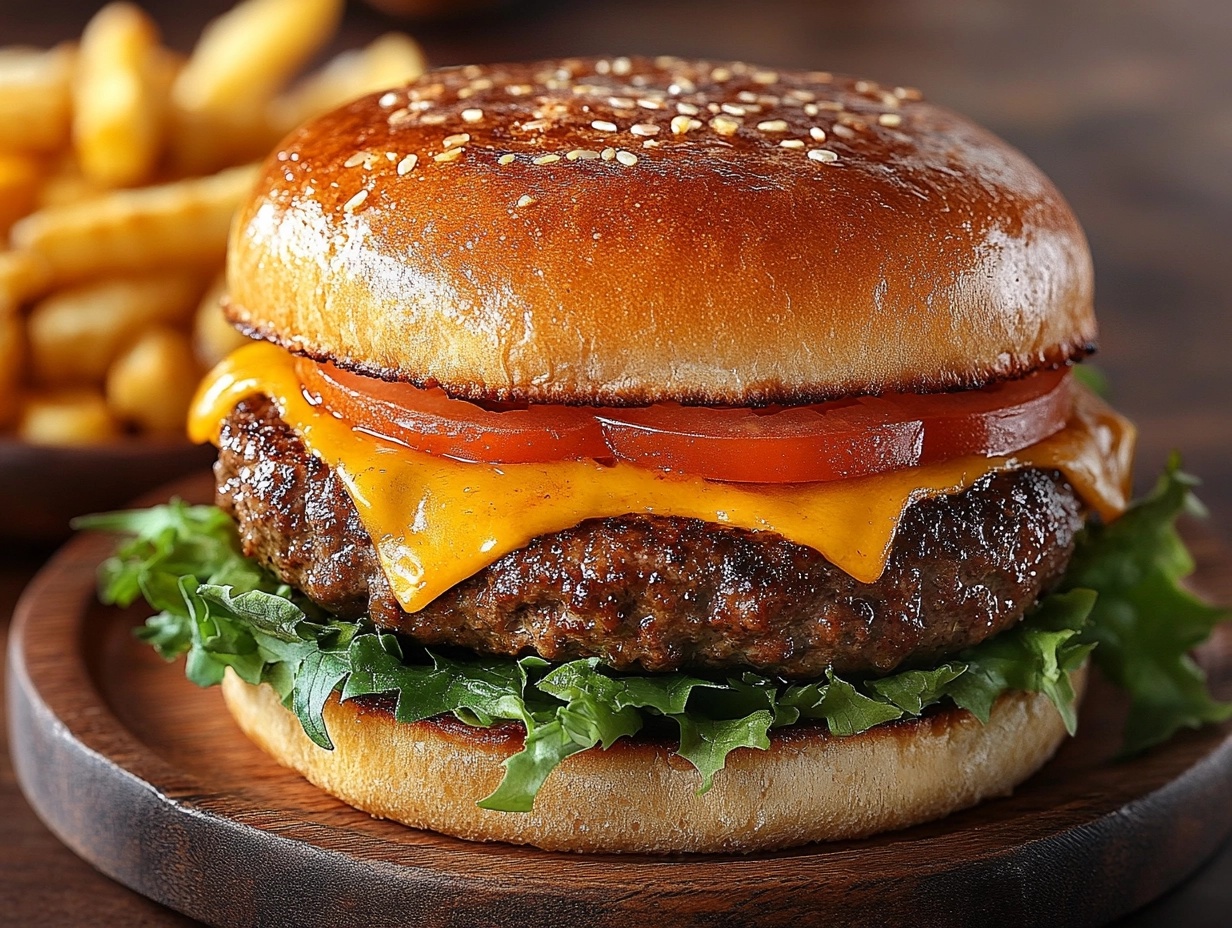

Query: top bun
left=226, top=56, right=1095, bottom=406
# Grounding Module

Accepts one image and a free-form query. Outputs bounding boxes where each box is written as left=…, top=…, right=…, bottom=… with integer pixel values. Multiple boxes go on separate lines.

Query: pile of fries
left=0, top=0, right=426, bottom=444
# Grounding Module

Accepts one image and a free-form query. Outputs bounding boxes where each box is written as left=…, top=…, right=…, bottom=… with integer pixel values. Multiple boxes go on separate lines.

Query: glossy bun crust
left=226, top=57, right=1095, bottom=406
left=221, top=667, right=1084, bottom=853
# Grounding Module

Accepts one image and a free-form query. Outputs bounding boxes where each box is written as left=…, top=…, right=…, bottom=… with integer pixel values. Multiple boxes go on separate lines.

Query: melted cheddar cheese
left=190, top=343, right=1135, bottom=613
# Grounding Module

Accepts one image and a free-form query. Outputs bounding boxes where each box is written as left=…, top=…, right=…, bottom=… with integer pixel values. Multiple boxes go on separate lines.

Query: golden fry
left=174, top=0, right=343, bottom=115
left=192, top=272, right=248, bottom=367
left=10, top=163, right=258, bottom=283
left=106, top=326, right=201, bottom=434
left=271, top=32, right=428, bottom=131
left=0, top=250, right=53, bottom=313
left=0, top=151, right=42, bottom=236
left=72, top=3, right=165, bottom=188
left=27, top=272, right=202, bottom=385
left=18, top=388, right=119, bottom=445
left=0, top=45, right=75, bottom=152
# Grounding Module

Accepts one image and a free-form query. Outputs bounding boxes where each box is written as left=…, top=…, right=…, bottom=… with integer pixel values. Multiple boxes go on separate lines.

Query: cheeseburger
left=93, top=57, right=1226, bottom=854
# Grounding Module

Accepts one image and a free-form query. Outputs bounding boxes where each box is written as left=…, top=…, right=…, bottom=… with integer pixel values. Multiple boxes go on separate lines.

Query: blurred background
left=1, top=2, right=1230, bottom=924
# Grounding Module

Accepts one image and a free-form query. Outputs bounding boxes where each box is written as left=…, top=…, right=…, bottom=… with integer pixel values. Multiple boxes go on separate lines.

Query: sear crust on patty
left=216, top=396, right=1085, bottom=678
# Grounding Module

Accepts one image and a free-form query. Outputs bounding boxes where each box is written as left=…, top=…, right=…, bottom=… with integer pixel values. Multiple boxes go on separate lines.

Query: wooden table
left=3, top=0, right=1230, bottom=924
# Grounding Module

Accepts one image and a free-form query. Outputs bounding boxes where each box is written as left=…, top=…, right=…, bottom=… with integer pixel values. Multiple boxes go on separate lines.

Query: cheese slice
left=190, top=342, right=1136, bottom=613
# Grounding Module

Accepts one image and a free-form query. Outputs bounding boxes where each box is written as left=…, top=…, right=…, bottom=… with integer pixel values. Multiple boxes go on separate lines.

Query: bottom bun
left=221, top=665, right=1086, bottom=854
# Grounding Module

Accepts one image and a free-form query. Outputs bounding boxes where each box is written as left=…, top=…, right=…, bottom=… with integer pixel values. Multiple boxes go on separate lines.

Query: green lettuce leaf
left=1059, top=458, right=1232, bottom=752
left=84, top=461, right=1229, bottom=811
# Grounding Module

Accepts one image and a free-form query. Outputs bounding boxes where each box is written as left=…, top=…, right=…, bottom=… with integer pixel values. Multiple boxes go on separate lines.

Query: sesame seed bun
left=225, top=56, right=1095, bottom=406
left=220, top=665, right=1085, bottom=854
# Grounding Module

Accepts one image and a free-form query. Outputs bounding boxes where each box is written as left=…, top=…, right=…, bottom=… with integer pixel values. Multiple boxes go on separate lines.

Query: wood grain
left=8, top=474, right=1232, bottom=928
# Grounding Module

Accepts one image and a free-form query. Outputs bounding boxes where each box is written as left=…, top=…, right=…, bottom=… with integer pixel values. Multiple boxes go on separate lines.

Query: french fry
left=174, top=0, right=343, bottom=110
left=271, top=32, right=428, bottom=132
left=35, top=156, right=105, bottom=209
left=18, top=388, right=119, bottom=445
left=0, top=313, right=22, bottom=427
left=192, top=272, right=248, bottom=367
left=72, top=3, right=165, bottom=188
left=106, top=326, right=201, bottom=434
left=0, top=45, right=75, bottom=153
left=0, top=151, right=43, bottom=236
left=0, top=250, right=53, bottom=313
left=10, top=163, right=258, bottom=283
left=27, top=272, right=202, bottom=385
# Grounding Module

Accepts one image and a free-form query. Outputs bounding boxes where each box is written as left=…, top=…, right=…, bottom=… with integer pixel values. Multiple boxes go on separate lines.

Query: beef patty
left=215, top=396, right=1085, bottom=678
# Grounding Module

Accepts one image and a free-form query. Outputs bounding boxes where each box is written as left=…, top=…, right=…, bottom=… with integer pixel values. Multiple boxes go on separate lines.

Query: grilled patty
left=215, top=396, right=1085, bottom=678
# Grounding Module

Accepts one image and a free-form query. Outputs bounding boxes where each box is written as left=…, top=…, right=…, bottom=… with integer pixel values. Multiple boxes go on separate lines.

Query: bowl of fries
left=0, top=0, right=427, bottom=541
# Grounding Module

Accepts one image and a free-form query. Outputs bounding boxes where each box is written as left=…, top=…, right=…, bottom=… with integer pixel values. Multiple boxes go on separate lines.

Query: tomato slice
left=597, top=369, right=1072, bottom=482
left=298, top=357, right=1073, bottom=483
left=297, top=359, right=610, bottom=464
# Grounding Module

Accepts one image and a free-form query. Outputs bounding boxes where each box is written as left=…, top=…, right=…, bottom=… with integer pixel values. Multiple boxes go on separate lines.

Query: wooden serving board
left=8, top=474, right=1232, bottom=928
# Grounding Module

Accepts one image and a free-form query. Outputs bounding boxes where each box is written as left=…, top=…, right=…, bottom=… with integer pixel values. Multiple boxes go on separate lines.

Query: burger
left=90, top=56, right=1227, bottom=854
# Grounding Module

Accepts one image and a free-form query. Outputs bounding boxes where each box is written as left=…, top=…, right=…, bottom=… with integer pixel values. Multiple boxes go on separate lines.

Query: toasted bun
left=221, top=665, right=1084, bottom=853
left=226, top=57, right=1094, bottom=406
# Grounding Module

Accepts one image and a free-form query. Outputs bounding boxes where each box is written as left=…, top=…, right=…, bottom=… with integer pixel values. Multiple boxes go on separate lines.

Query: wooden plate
left=0, top=438, right=215, bottom=545
left=8, top=474, right=1232, bottom=928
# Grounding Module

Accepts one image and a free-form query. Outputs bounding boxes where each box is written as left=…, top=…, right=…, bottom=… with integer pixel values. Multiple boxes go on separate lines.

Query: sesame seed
left=878, top=113, right=903, bottom=127
left=752, top=70, right=779, bottom=85
left=710, top=115, right=740, bottom=136
left=668, top=78, right=696, bottom=95
left=815, top=101, right=844, bottom=112
left=443, top=133, right=471, bottom=149
left=630, top=123, right=660, bottom=137
left=808, top=148, right=839, bottom=163
left=756, top=119, right=789, bottom=132
left=642, top=139, right=660, bottom=148
left=737, top=91, right=759, bottom=104
left=420, top=113, right=447, bottom=125
left=343, top=190, right=368, bottom=212
left=780, top=139, right=805, bottom=149
left=637, top=98, right=662, bottom=110
left=855, top=80, right=878, bottom=94
left=521, top=119, right=550, bottom=131
left=710, top=67, right=732, bottom=82
left=498, top=153, right=516, bottom=165
left=385, top=152, right=398, bottom=161
left=786, top=89, right=815, bottom=103
left=591, top=120, right=618, bottom=132
left=378, top=92, right=399, bottom=108
left=343, top=152, right=369, bottom=168
left=803, top=103, right=819, bottom=116
left=567, top=149, right=601, bottom=160
left=533, top=154, right=561, bottom=165
left=388, top=107, right=412, bottom=125
left=609, top=96, right=635, bottom=109
left=721, top=103, right=747, bottom=116
left=506, top=84, right=533, bottom=95
left=611, top=56, right=632, bottom=75
left=434, top=148, right=463, bottom=162
left=831, top=124, right=856, bottom=139
left=809, top=126, right=827, bottom=141
left=396, top=154, right=418, bottom=175
left=676, top=102, right=700, bottom=116
left=601, top=147, right=616, bottom=161
left=516, top=194, right=535, bottom=208
left=461, top=108, right=484, bottom=123
left=894, top=86, right=923, bottom=101
left=670, top=115, right=698, bottom=134
left=615, top=149, right=638, bottom=166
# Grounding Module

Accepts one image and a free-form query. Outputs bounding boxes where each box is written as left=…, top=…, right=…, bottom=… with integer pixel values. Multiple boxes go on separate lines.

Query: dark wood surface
left=3, top=0, right=1231, bottom=925
left=7, top=490, right=1232, bottom=928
